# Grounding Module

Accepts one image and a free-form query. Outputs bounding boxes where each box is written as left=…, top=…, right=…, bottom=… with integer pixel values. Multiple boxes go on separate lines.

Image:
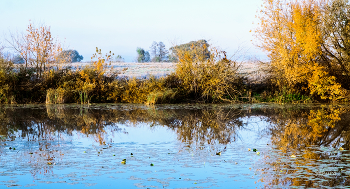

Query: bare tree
left=150, top=41, right=168, bottom=62
left=150, top=41, right=158, bottom=60
left=6, top=31, right=30, bottom=69
left=158, top=42, right=168, bottom=62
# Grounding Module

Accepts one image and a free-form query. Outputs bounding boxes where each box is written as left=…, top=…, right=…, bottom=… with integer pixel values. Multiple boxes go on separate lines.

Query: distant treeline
left=136, top=40, right=210, bottom=63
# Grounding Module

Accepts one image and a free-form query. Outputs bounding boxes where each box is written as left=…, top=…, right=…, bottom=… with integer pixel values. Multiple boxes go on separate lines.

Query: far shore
left=67, top=61, right=263, bottom=79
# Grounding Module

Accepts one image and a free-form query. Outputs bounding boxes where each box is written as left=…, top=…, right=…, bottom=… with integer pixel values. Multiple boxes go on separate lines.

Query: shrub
left=175, top=45, right=244, bottom=102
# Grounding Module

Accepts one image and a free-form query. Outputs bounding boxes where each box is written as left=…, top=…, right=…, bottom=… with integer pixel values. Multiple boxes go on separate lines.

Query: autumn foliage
left=3, top=10, right=350, bottom=104
left=255, top=0, right=350, bottom=101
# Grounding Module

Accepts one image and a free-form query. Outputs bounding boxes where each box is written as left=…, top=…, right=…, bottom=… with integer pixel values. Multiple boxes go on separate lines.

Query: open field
left=71, top=62, right=262, bottom=79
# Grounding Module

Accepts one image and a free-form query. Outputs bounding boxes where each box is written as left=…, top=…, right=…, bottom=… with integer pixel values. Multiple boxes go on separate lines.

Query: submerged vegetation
left=3, top=0, right=350, bottom=105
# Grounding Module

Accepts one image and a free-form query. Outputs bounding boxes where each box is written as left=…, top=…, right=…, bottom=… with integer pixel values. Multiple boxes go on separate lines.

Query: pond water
left=1, top=103, right=350, bottom=188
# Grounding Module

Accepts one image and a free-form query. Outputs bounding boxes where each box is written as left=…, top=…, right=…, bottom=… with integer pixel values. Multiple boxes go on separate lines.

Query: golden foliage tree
left=7, top=22, right=64, bottom=77
left=256, top=0, right=347, bottom=100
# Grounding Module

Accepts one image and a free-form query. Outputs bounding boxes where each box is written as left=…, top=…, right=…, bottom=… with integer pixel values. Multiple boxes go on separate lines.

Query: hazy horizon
left=1, top=0, right=266, bottom=62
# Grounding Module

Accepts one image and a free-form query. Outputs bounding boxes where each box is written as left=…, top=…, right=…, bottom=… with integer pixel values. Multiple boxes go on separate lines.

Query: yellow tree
left=255, top=0, right=345, bottom=100
left=25, top=23, right=64, bottom=77
left=7, top=22, right=64, bottom=78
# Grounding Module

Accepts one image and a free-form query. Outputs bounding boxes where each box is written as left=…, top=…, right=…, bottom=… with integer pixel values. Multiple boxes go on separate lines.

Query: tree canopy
left=59, top=50, right=84, bottom=63
left=169, top=39, right=210, bottom=62
left=136, top=47, right=150, bottom=63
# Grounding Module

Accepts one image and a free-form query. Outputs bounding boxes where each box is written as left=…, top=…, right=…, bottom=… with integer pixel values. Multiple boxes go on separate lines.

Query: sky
left=0, top=0, right=265, bottom=62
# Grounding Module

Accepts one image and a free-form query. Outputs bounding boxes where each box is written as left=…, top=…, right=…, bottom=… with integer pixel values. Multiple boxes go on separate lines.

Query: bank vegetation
left=2, top=0, right=350, bottom=105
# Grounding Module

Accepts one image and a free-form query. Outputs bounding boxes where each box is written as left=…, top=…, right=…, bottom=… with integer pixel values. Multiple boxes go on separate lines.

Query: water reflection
left=257, top=105, right=350, bottom=188
left=1, top=104, right=350, bottom=188
left=0, top=105, right=245, bottom=146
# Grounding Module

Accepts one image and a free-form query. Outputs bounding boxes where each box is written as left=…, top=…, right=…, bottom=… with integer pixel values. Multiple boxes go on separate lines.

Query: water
left=0, top=103, right=350, bottom=188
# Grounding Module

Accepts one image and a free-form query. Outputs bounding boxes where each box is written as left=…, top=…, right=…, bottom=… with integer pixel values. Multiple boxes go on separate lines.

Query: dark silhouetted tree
left=59, top=50, right=83, bottom=62
left=136, top=47, right=150, bottom=63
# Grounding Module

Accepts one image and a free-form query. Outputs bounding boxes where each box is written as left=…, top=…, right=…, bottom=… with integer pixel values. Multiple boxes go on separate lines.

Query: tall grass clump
left=46, top=88, right=66, bottom=104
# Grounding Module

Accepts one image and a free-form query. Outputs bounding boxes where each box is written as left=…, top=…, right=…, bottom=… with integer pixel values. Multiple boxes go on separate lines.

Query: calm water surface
left=0, top=103, right=350, bottom=188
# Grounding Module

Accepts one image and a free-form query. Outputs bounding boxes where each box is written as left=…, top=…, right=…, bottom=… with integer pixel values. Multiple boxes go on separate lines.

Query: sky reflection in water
left=0, top=104, right=350, bottom=188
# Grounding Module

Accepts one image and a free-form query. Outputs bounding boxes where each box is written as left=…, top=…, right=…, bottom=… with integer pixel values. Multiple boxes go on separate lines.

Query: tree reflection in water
left=257, top=105, right=350, bottom=188
left=1, top=104, right=350, bottom=188
left=0, top=104, right=245, bottom=166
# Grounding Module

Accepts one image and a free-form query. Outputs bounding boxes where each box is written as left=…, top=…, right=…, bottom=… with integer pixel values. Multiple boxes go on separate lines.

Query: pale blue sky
left=1, top=0, right=264, bottom=62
